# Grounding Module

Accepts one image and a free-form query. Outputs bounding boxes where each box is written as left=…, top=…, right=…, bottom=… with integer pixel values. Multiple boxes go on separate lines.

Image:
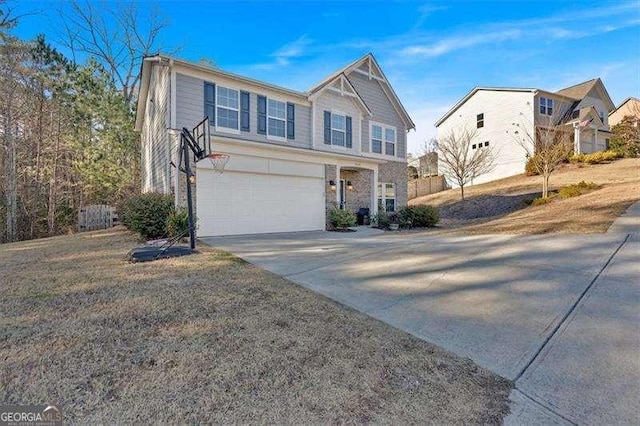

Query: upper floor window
left=323, top=111, right=352, bottom=148
left=540, top=97, right=553, bottom=116
left=477, top=113, right=484, bottom=128
left=217, top=86, right=239, bottom=130
left=331, top=113, right=346, bottom=146
left=371, top=122, right=396, bottom=155
left=385, top=128, right=396, bottom=156
left=267, top=99, right=286, bottom=138
left=372, top=124, right=383, bottom=154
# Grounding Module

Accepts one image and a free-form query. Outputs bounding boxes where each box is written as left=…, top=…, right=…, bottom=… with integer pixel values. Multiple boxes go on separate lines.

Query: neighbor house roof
left=556, top=78, right=615, bottom=111
left=435, top=79, right=616, bottom=128
left=434, top=87, right=537, bottom=127
left=609, top=96, right=640, bottom=115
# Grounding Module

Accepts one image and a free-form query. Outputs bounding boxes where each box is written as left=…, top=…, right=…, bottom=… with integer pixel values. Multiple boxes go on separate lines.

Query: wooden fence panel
left=408, top=175, right=446, bottom=200
left=78, top=204, right=116, bottom=232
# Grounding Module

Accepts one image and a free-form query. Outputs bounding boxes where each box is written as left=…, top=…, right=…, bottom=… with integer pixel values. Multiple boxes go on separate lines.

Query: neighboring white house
left=434, top=78, right=615, bottom=186
left=135, top=53, right=414, bottom=236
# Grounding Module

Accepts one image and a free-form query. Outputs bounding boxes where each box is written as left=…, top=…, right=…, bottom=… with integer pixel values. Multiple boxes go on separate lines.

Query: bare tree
left=510, top=115, right=572, bottom=199
left=437, top=126, right=497, bottom=200
left=59, top=1, right=172, bottom=106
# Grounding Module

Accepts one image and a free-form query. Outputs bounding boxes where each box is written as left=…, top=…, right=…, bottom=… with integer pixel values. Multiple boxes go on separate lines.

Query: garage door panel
left=196, top=169, right=325, bottom=236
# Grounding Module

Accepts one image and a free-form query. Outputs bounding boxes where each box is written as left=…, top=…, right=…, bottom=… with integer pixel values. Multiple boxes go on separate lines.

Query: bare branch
left=437, top=125, right=497, bottom=200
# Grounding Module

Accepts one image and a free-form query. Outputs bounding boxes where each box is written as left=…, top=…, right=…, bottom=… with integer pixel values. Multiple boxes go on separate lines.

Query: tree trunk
left=4, top=107, right=18, bottom=242
left=460, top=184, right=465, bottom=201
left=47, top=113, right=61, bottom=236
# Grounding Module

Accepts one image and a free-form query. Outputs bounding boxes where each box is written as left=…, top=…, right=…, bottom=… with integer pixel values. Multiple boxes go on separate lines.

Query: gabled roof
left=556, top=78, right=615, bottom=111
left=310, top=53, right=415, bottom=129
left=564, top=105, right=604, bottom=127
left=308, top=72, right=372, bottom=116
left=609, top=96, right=640, bottom=115
left=434, top=86, right=537, bottom=127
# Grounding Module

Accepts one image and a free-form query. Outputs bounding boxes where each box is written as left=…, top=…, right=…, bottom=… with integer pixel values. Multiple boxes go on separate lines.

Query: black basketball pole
left=183, top=134, right=196, bottom=250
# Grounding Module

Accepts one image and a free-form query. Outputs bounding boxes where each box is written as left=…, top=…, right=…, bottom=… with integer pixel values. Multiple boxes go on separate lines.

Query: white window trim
left=266, top=97, right=287, bottom=141
left=330, top=110, right=347, bottom=148
left=539, top=97, right=554, bottom=116
left=377, top=182, right=397, bottom=212
left=369, top=121, right=397, bottom=157
left=215, top=85, right=241, bottom=135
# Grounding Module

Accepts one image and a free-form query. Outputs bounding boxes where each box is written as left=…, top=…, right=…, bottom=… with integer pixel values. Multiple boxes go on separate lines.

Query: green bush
left=329, top=208, right=356, bottom=229
left=558, top=186, right=582, bottom=198
left=371, top=210, right=390, bottom=229
left=557, top=181, right=601, bottom=199
left=167, top=208, right=190, bottom=237
left=531, top=197, right=552, bottom=206
left=398, top=205, right=440, bottom=228
left=570, top=150, right=622, bottom=164
left=576, top=180, right=600, bottom=190
left=119, top=193, right=174, bottom=240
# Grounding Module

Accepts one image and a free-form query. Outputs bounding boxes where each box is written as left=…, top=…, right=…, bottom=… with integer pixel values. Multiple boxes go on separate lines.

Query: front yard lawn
left=1, top=228, right=511, bottom=423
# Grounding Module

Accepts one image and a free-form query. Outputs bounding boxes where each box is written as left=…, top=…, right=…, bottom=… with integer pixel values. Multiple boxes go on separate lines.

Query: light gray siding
left=176, top=72, right=312, bottom=150
left=347, top=72, right=407, bottom=160
left=312, top=90, right=362, bottom=155
left=141, top=64, right=171, bottom=193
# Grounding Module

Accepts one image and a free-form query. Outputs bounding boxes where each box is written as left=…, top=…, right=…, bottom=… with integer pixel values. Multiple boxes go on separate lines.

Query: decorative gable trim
left=308, top=73, right=372, bottom=116
left=309, top=53, right=415, bottom=130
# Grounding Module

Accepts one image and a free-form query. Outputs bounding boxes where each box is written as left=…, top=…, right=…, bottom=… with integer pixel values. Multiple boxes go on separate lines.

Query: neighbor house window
left=331, top=113, right=346, bottom=146
left=377, top=182, right=396, bottom=212
left=217, top=86, right=239, bottom=130
left=477, top=113, right=484, bottom=128
left=371, top=122, right=397, bottom=156
left=540, top=97, right=553, bottom=116
left=267, top=98, right=286, bottom=138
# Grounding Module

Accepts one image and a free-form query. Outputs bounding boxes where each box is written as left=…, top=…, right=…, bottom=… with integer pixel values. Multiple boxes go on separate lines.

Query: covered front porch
left=325, top=164, right=381, bottom=225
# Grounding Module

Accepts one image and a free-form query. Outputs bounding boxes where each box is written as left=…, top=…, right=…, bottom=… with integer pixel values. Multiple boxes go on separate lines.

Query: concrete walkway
left=202, top=204, right=639, bottom=425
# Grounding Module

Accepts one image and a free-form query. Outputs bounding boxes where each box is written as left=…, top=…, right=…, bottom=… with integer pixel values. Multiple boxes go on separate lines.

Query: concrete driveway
left=203, top=224, right=639, bottom=424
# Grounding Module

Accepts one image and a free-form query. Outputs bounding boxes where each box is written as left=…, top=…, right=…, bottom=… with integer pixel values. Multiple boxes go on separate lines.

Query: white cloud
left=402, top=29, right=522, bottom=57
left=251, top=35, right=313, bottom=70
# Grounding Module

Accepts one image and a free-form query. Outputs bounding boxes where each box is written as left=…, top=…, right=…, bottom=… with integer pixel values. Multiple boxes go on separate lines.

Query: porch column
left=573, top=125, right=581, bottom=155
left=371, top=168, right=379, bottom=216
left=594, top=126, right=598, bottom=151
left=335, top=164, right=341, bottom=207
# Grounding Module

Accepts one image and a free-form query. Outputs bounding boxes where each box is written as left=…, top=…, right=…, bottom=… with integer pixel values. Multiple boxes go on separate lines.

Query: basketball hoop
left=208, top=152, right=230, bottom=173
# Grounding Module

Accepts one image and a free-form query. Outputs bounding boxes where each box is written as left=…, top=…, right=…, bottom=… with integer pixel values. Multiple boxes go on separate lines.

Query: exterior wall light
left=346, top=181, right=353, bottom=190
left=329, top=180, right=336, bottom=191
left=188, top=174, right=196, bottom=184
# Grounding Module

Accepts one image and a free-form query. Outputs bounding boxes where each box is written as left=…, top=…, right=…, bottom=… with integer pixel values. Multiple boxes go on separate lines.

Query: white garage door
left=196, top=170, right=326, bottom=236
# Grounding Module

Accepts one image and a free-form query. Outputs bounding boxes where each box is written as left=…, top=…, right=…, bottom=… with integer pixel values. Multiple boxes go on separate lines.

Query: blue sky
left=11, top=0, right=640, bottom=154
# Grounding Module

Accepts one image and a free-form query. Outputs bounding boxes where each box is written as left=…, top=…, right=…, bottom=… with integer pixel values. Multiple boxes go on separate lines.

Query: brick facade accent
left=340, top=169, right=373, bottom=213
left=379, top=161, right=408, bottom=210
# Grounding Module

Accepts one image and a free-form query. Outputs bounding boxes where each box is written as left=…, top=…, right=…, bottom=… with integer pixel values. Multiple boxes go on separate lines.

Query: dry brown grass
left=410, top=158, right=640, bottom=234
left=0, top=228, right=511, bottom=424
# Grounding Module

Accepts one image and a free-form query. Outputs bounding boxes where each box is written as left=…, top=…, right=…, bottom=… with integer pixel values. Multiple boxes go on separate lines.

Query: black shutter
left=240, top=91, right=250, bottom=132
left=204, top=82, right=215, bottom=124
left=345, top=116, right=352, bottom=148
left=257, top=95, right=267, bottom=134
left=286, top=102, right=295, bottom=139
left=323, top=111, right=331, bottom=144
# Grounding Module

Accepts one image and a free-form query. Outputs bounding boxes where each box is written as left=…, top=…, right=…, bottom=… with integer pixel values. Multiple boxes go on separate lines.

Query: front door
left=339, top=179, right=346, bottom=209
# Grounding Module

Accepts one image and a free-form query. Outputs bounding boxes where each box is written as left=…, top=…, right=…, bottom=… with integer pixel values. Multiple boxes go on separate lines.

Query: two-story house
left=434, top=78, right=615, bottom=186
left=135, top=53, right=414, bottom=236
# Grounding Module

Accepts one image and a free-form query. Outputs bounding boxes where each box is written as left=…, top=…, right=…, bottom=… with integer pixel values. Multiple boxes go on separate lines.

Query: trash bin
left=357, top=208, right=370, bottom=226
